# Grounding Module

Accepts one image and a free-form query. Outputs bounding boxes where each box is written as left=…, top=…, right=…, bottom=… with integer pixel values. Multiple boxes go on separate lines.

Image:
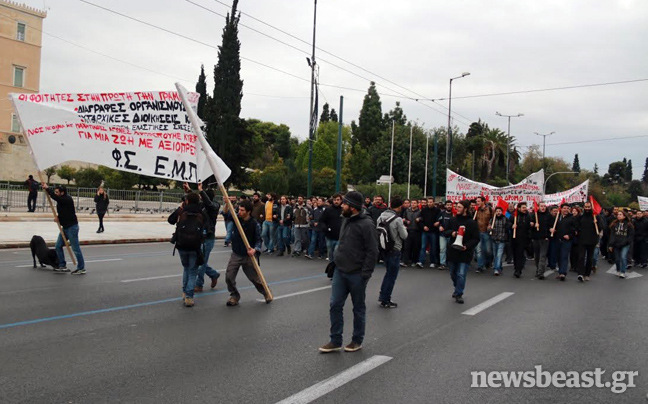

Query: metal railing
left=0, top=183, right=192, bottom=214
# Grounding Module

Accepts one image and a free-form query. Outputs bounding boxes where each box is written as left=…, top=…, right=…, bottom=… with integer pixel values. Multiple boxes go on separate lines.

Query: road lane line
left=606, top=265, right=643, bottom=279
left=275, top=355, right=392, bottom=404
left=256, top=286, right=331, bottom=302
left=462, top=292, right=514, bottom=316
left=0, top=274, right=327, bottom=330
left=14, top=258, right=123, bottom=268
left=121, top=274, right=183, bottom=282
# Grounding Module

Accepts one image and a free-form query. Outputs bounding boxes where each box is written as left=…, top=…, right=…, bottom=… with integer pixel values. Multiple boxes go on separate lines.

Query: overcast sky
left=11, top=0, right=648, bottom=179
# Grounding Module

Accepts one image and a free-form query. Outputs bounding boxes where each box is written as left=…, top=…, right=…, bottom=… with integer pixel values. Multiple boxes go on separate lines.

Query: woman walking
left=94, top=187, right=109, bottom=233
left=609, top=211, right=634, bottom=278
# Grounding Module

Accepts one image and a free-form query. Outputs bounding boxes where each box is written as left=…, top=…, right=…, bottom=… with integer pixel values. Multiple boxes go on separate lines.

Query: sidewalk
left=0, top=212, right=227, bottom=248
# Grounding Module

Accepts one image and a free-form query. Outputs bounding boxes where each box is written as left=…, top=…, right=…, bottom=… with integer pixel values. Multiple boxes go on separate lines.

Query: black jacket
left=47, top=188, right=78, bottom=228
left=509, top=211, right=531, bottom=241
left=419, top=206, right=441, bottom=233
left=577, top=212, right=602, bottom=245
left=437, top=210, right=454, bottom=233
left=444, top=215, right=480, bottom=264
left=554, top=214, right=577, bottom=241
left=367, top=203, right=387, bottom=224
left=530, top=211, right=552, bottom=240
left=333, top=212, right=379, bottom=279
left=609, top=221, right=634, bottom=248
left=319, top=204, right=343, bottom=240
left=278, top=204, right=293, bottom=226
left=94, top=193, right=110, bottom=214
left=633, top=217, right=648, bottom=241
left=231, top=216, right=262, bottom=257
left=200, top=191, right=220, bottom=238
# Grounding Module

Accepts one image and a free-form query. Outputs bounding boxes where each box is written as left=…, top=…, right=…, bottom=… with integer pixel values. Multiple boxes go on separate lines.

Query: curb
left=0, top=237, right=172, bottom=249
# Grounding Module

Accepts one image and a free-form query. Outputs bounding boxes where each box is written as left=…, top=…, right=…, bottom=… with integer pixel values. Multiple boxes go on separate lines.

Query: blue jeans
left=224, top=221, right=234, bottom=243
left=55, top=224, right=85, bottom=270
left=196, top=237, right=220, bottom=288
left=277, top=225, right=291, bottom=252
left=439, top=236, right=449, bottom=266
left=326, top=238, right=338, bottom=262
left=548, top=238, right=558, bottom=269
left=418, top=232, right=438, bottom=264
left=615, top=245, right=630, bottom=273
left=261, top=221, right=275, bottom=251
left=179, top=249, right=199, bottom=298
left=557, top=239, right=572, bottom=275
left=593, top=245, right=600, bottom=267
left=379, top=251, right=401, bottom=303
left=448, top=261, right=469, bottom=296
left=329, top=270, right=368, bottom=346
left=475, top=232, right=493, bottom=268
left=308, top=231, right=326, bottom=257
left=493, top=241, right=506, bottom=272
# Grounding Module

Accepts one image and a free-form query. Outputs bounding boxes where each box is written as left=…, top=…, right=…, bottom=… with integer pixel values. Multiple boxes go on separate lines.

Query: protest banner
left=543, top=180, right=589, bottom=206
left=445, top=169, right=544, bottom=204
left=10, top=91, right=230, bottom=184
left=639, top=196, right=648, bottom=211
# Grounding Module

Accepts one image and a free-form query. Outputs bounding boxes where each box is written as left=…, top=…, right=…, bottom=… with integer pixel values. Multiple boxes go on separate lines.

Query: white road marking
left=256, top=286, right=331, bottom=302
left=15, top=258, right=122, bottom=268
left=606, top=265, right=643, bottom=279
left=275, top=355, right=392, bottom=404
left=121, top=274, right=182, bottom=283
left=462, top=292, right=514, bottom=316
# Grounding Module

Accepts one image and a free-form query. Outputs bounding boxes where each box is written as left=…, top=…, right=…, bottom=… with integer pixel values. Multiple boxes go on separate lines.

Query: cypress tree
left=572, top=154, right=581, bottom=174
left=320, top=103, right=330, bottom=123
left=356, top=81, right=384, bottom=150
left=195, top=64, right=208, bottom=119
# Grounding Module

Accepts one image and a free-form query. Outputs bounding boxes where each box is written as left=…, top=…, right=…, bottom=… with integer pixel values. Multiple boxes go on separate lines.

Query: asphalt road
left=0, top=243, right=646, bottom=404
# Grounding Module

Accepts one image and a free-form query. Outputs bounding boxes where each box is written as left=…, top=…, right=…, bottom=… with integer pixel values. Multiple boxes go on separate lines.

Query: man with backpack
left=168, top=191, right=206, bottom=307
left=377, top=196, right=408, bottom=308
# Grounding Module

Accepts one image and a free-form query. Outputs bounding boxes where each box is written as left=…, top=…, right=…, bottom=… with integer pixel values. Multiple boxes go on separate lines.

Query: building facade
left=0, top=0, right=46, bottom=181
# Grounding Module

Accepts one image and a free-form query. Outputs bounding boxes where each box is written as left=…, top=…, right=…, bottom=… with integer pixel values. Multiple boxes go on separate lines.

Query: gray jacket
left=334, top=211, right=379, bottom=279
left=378, top=209, right=408, bottom=252
left=403, top=208, right=421, bottom=232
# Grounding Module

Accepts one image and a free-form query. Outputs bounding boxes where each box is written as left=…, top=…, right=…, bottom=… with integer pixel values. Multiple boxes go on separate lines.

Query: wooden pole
left=9, top=96, right=76, bottom=265
left=551, top=213, right=560, bottom=237
left=175, top=83, right=272, bottom=300
left=513, top=213, right=518, bottom=239
left=535, top=210, right=539, bottom=231
left=594, top=215, right=599, bottom=235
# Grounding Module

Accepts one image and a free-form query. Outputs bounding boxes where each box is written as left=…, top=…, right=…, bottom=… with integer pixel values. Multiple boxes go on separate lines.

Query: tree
left=572, top=154, right=581, bottom=174
left=44, top=166, right=57, bottom=183
left=56, top=165, right=77, bottom=185
left=355, top=81, right=384, bottom=151
left=606, top=161, right=627, bottom=184
left=330, top=108, right=338, bottom=123
left=258, top=163, right=288, bottom=195
left=205, top=0, right=252, bottom=187
left=643, top=157, right=648, bottom=184
left=627, top=180, right=644, bottom=200
left=313, top=167, right=336, bottom=197
left=195, top=64, right=208, bottom=119
left=594, top=163, right=599, bottom=175
left=320, top=103, right=330, bottom=123
left=625, top=159, right=633, bottom=181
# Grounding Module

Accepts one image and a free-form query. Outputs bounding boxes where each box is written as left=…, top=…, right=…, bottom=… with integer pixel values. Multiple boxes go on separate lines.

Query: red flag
left=451, top=203, right=458, bottom=217
left=590, top=195, right=602, bottom=215
left=514, top=208, right=518, bottom=217
left=462, top=193, right=466, bottom=201
left=560, top=198, right=566, bottom=206
left=496, top=198, right=509, bottom=212
left=533, top=198, right=539, bottom=212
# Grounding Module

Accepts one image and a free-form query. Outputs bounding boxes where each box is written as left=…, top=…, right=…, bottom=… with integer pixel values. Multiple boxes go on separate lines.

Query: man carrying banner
left=473, top=196, right=493, bottom=273
left=42, top=183, right=85, bottom=274
left=444, top=200, right=479, bottom=304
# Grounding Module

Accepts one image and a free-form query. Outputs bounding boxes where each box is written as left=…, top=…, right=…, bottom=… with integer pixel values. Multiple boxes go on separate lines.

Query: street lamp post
left=306, top=0, right=318, bottom=197
left=534, top=131, right=555, bottom=168
left=544, top=171, right=577, bottom=195
left=495, top=111, right=524, bottom=184
left=446, top=72, right=470, bottom=167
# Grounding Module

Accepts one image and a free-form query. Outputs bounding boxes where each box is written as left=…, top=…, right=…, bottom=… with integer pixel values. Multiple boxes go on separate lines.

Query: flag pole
left=175, top=83, right=272, bottom=300
left=513, top=213, right=518, bottom=239
left=9, top=96, right=76, bottom=265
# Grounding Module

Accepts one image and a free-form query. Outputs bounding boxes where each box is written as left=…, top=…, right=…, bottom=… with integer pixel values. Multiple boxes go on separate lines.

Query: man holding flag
left=576, top=199, right=603, bottom=282
left=509, top=202, right=531, bottom=278
left=530, top=201, right=551, bottom=279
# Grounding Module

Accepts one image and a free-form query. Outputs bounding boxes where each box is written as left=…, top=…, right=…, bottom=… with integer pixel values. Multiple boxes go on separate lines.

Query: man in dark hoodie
left=550, top=203, right=577, bottom=281
left=417, top=197, right=440, bottom=268
left=530, top=202, right=552, bottom=279
left=320, top=191, right=378, bottom=353
left=445, top=200, right=480, bottom=304
left=576, top=201, right=603, bottom=282
left=319, top=193, right=343, bottom=262
left=509, top=202, right=532, bottom=278
left=632, top=210, right=648, bottom=268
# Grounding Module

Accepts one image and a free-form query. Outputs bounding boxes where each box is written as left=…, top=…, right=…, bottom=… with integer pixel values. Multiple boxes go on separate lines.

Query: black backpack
left=377, top=213, right=399, bottom=252
left=174, top=211, right=205, bottom=251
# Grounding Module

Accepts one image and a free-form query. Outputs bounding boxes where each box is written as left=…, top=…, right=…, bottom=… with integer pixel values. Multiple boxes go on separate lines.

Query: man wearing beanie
left=320, top=191, right=378, bottom=353
left=377, top=196, right=408, bottom=308
left=444, top=199, right=480, bottom=304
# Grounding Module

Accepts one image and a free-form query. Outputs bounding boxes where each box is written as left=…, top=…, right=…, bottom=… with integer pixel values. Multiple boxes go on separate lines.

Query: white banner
left=639, top=196, right=648, bottom=211
left=445, top=169, right=544, bottom=204
left=10, top=91, right=230, bottom=184
left=543, top=180, right=589, bottom=206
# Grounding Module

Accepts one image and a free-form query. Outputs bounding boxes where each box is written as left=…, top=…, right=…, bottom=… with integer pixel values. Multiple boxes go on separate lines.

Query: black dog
left=30, top=235, right=59, bottom=269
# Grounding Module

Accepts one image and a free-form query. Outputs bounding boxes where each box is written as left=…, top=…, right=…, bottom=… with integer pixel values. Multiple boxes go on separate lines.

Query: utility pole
left=388, top=120, right=395, bottom=204
left=496, top=111, right=523, bottom=184
left=432, top=130, right=437, bottom=199
left=306, top=0, right=317, bottom=197
left=535, top=131, right=555, bottom=170
left=335, top=96, right=344, bottom=192
left=407, top=125, right=413, bottom=199
left=424, top=132, right=429, bottom=198
left=446, top=72, right=470, bottom=167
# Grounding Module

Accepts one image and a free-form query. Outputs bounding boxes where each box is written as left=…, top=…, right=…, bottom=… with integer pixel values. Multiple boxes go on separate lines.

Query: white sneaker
left=415, top=262, right=423, bottom=268
left=619, top=273, right=626, bottom=279
left=616, top=271, right=621, bottom=277
left=429, top=263, right=436, bottom=268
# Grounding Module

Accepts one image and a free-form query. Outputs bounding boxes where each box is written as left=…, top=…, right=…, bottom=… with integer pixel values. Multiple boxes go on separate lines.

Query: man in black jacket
left=510, top=202, right=531, bottom=278
left=191, top=183, right=221, bottom=292
left=576, top=201, right=603, bottom=282
left=530, top=202, right=551, bottom=279
left=319, top=193, right=343, bottom=262
left=42, top=183, right=85, bottom=274
left=276, top=195, right=293, bottom=256
left=632, top=210, right=648, bottom=268
left=320, top=191, right=378, bottom=353
left=417, top=197, right=440, bottom=268
left=444, top=200, right=480, bottom=304
left=550, top=203, right=577, bottom=281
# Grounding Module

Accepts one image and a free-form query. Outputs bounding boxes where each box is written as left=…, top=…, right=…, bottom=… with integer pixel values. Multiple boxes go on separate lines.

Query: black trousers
left=512, top=238, right=528, bottom=273
left=634, top=239, right=647, bottom=264
left=27, top=191, right=37, bottom=212
left=577, top=244, right=596, bottom=276
left=402, top=230, right=421, bottom=264
left=97, top=212, right=106, bottom=231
